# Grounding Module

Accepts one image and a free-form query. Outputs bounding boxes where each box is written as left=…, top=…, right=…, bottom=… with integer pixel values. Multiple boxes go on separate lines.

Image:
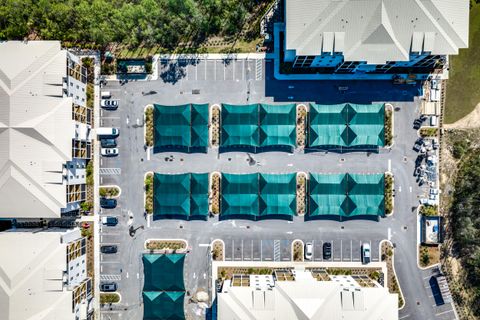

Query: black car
left=100, top=282, right=117, bottom=292
left=101, top=245, right=118, bottom=254
left=100, top=197, right=117, bottom=209
left=323, top=242, right=332, bottom=260
left=101, top=139, right=117, bottom=148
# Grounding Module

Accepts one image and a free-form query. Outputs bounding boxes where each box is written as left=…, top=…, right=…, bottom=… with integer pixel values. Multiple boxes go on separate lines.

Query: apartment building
left=0, top=229, right=93, bottom=320
left=283, top=0, right=469, bottom=75
left=217, top=269, right=398, bottom=320
left=0, top=41, right=92, bottom=217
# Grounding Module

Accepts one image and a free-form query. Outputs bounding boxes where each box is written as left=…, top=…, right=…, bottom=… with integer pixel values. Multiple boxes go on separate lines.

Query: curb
left=211, top=239, right=226, bottom=261
left=291, top=239, right=305, bottom=262
left=144, top=239, right=189, bottom=252
left=379, top=239, right=406, bottom=310
left=99, top=185, right=122, bottom=198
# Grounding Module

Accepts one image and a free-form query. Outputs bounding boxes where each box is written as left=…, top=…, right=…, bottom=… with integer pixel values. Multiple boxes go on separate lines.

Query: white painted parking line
left=126, top=272, right=129, bottom=278
left=198, top=244, right=210, bottom=247
left=410, top=186, right=413, bottom=192
left=388, top=228, right=392, bottom=240
left=100, top=168, right=121, bottom=175
left=147, top=147, right=151, bottom=161
left=399, top=315, right=410, bottom=319
left=435, top=310, right=454, bottom=316
left=287, top=163, right=293, bottom=167
left=100, top=274, right=121, bottom=281
left=147, top=214, right=151, bottom=228
left=137, top=273, right=139, bottom=279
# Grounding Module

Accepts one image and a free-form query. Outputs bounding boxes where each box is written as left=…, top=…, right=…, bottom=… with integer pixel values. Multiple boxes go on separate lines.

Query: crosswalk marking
left=274, top=240, right=281, bottom=262
left=255, top=59, right=263, bottom=80
left=100, top=274, right=121, bottom=281
left=100, top=168, right=121, bottom=175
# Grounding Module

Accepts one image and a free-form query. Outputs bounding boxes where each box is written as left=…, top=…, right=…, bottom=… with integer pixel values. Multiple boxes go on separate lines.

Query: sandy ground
left=444, top=103, right=480, bottom=129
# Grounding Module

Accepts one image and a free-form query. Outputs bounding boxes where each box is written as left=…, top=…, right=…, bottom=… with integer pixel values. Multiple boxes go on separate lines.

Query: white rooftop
left=0, top=231, right=75, bottom=320
left=0, top=41, right=75, bottom=218
left=218, top=270, right=398, bottom=320
left=286, top=0, right=469, bottom=64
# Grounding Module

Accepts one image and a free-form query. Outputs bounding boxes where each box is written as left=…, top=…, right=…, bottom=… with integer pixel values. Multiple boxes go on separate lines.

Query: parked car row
left=302, top=242, right=333, bottom=261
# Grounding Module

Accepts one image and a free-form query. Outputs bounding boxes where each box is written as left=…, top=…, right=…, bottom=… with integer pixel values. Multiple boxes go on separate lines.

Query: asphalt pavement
left=98, top=57, right=454, bottom=320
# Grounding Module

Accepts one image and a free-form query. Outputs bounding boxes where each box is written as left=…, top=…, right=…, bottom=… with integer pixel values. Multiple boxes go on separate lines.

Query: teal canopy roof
left=143, top=291, right=185, bottom=320
left=154, top=104, right=209, bottom=151
left=221, top=104, right=297, bottom=150
left=308, top=173, right=384, bottom=219
left=308, top=103, right=384, bottom=150
left=143, top=254, right=185, bottom=292
left=221, top=173, right=296, bottom=220
left=153, top=173, right=209, bottom=220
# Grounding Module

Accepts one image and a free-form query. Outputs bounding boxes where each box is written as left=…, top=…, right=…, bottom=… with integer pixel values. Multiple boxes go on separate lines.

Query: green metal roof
left=221, top=173, right=259, bottom=219
left=143, top=291, right=185, bottom=320
left=153, top=104, right=209, bottom=151
left=308, top=173, right=384, bottom=218
left=259, top=104, right=296, bottom=148
left=307, top=103, right=385, bottom=150
left=221, top=104, right=259, bottom=148
left=153, top=173, right=209, bottom=220
left=142, top=254, right=185, bottom=292
left=259, top=173, right=296, bottom=219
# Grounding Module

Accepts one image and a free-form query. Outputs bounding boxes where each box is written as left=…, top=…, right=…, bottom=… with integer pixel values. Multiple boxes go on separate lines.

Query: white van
left=430, top=116, right=438, bottom=127
left=101, top=91, right=112, bottom=99
left=96, top=127, right=119, bottom=137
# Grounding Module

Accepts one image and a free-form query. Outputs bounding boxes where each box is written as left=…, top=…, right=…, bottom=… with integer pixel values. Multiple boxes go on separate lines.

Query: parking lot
left=223, top=238, right=381, bottom=262
left=97, top=57, right=442, bottom=320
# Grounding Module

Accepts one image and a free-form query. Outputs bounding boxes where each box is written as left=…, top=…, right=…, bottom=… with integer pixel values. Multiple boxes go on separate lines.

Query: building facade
left=283, top=0, right=469, bottom=75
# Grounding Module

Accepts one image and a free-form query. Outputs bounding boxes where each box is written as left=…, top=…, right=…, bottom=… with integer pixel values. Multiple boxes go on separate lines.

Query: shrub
left=420, top=205, right=438, bottom=216
left=145, top=173, right=154, bottom=214
left=80, top=201, right=93, bottom=212
left=145, top=107, right=154, bottom=147
left=86, top=161, right=93, bottom=186
left=100, top=293, right=120, bottom=304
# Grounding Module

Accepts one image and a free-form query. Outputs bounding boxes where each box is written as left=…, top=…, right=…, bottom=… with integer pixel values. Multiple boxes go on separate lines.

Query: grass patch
left=86, top=160, right=93, bottom=186
left=146, top=240, right=185, bottom=251
left=445, top=3, right=480, bottom=123
left=145, top=173, right=153, bottom=214
left=419, top=127, right=438, bottom=137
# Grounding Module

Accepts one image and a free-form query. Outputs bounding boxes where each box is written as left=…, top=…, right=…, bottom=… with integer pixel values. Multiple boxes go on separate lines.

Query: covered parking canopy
left=259, top=104, right=296, bottom=150
left=259, top=173, right=296, bottom=219
left=221, top=104, right=258, bottom=150
left=220, top=104, right=297, bottom=152
left=143, top=254, right=185, bottom=292
left=307, top=103, right=384, bottom=152
left=307, top=173, right=384, bottom=220
left=143, top=254, right=186, bottom=320
left=153, top=173, right=209, bottom=220
left=143, top=291, right=185, bottom=320
left=221, top=173, right=259, bottom=220
left=153, top=104, right=209, bottom=153
left=220, top=173, right=296, bottom=220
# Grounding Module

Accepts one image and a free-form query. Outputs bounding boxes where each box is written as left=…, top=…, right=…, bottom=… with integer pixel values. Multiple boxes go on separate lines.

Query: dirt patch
left=444, top=103, right=480, bottom=130
left=293, top=240, right=303, bottom=262
left=419, top=245, right=440, bottom=268
left=212, top=240, right=224, bottom=261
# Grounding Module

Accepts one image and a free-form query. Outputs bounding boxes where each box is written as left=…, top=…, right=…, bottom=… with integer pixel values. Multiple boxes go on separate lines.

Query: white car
left=304, top=242, right=313, bottom=260
left=362, top=243, right=371, bottom=264
left=101, top=99, right=119, bottom=110
left=101, top=148, right=118, bottom=157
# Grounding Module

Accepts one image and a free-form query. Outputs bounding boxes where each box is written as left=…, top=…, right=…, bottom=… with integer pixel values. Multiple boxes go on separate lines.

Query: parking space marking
left=100, top=168, right=121, bottom=175
left=100, top=274, right=122, bottom=281
left=435, top=309, right=454, bottom=316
